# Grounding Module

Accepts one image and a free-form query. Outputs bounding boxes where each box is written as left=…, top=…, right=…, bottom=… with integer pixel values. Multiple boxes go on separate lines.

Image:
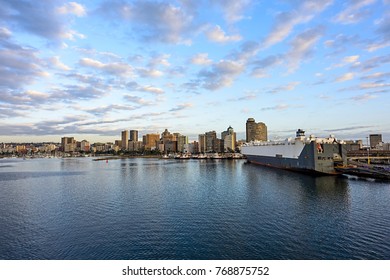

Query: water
left=0, top=157, right=389, bottom=260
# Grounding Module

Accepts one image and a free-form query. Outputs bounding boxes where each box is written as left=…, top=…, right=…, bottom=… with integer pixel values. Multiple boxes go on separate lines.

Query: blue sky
left=0, top=0, right=389, bottom=143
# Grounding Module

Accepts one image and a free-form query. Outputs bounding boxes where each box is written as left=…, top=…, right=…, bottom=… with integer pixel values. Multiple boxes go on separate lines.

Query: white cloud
left=124, top=95, right=155, bottom=106
left=210, top=0, right=251, bottom=23
left=57, top=2, right=87, bottom=17
left=334, top=0, right=376, bottom=24
left=262, top=0, right=332, bottom=48
left=343, top=55, right=360, bottom=63
left=190, top=53, right=212, bottom=65
left=97, top=0, right=199, bottom=44
left=79, top=58, right=133, bottom=76
left=351, top=93, right=378, bottom=101
left=286, top=26, right=325, bottom=72
left=137, top=68, right=164, bottom=78
left=268, top=82, right=301, bottom=94
left=0, top=27, right=12, bottom=38
left=199, top=60, right=245, bottom=90
left=169, top=103, right=193, bottom=112
left=261, top=104, right=290, bottom=111
left=49, top=56, right=71, bottom=71
left=140, top=85, right=164, bottom=95
left=336, top=72, right=355, bottom=82
left=205, top=25, right=242, bottom=43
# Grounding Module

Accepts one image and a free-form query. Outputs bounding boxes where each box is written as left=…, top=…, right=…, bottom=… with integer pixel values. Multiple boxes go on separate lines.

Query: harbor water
left=0, top=157, right=389, bottom=259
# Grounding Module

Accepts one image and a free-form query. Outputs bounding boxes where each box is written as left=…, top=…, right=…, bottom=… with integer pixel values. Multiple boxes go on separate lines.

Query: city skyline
left=1, top=0, right=389, bottom=143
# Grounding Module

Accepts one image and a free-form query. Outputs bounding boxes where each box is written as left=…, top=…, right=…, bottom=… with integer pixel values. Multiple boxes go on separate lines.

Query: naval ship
left=241, top=129, right=347, bottom=175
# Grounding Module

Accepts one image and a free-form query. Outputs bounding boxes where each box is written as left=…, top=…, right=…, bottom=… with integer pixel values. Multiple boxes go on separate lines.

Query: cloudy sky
left=0, top=0, right=389, bottom=143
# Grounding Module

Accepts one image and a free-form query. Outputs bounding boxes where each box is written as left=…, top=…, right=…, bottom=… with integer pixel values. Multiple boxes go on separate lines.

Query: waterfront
left=0, top=158, right=389, bottom=259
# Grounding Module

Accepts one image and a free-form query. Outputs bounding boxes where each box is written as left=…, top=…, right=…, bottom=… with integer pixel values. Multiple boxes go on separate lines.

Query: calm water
left=0, top=157, right=389, bottom=260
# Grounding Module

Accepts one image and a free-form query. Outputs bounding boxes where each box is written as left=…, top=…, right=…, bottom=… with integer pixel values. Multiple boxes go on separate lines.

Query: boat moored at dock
left=241, top=129, right=348, bottom=175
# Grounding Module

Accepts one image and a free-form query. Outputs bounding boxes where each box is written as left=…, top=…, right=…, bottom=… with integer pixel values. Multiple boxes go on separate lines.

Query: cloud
left=324, top=34, right=362, bottom=55
left=286, top=26, right=325, bottom=72
left=228, top=41, right=260, bottom=62
left=336, top=72, right=355, bottom=82
left=198, top=60, right=245, bottom=90
left=79, top=58, right=133, bottom=76
left=97, top=0, right=200, bottom=44
left=57, top=2, right=87, bottom=17
left=351, top=54, right=390, bottom=72
left=137, top=68, right=164, bottom=78
left=205, top=25, right=242, bottom=43
left=250, top=54, right=283, bottom=78
left=210, top=0, right=252, bottom=23
left=190, top=53, right=212, bottom=65
left=0, top=27, right=12, bottom=38
left=0, top=42, right=46, bottom=90
left=360, top=72, right=390, bottom=80
left=126, top=82, right=164, bottom=94
left=327, top=55, right=361, bottom=70
left=169, top=103, right=193, bottom=112
left=333, top=0, right=376, bottom=24
left=49, top=56, right=71, bottom=71
left=268, top=82, right=300, bottom=94
left=229, top=93, right=257, bottom=102
left=350, top=93, right=378, bottom=101
left=359, top=82, right=390, bottom=89
left=51, top=85, right=107, bottom=102
left=343, top=55, right=360, bottom=63
left=323, top=125, right=373, bottom=132
left=0, top=0, right=84, bottom=42
left=147, top=53, right=171, bottom=67
left=261, top=104, right=290, bottom=111
left=123, top=95, right=155, bottom=106
left=262, top=0, right=332, bottom=48
left=84, top=104, right=137, bottom=116
left=366, top=11, right=390, bottom=51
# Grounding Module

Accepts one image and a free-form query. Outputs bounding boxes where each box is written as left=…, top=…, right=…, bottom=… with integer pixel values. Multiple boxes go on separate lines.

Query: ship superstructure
left=241, top=129, right=347, bottom=175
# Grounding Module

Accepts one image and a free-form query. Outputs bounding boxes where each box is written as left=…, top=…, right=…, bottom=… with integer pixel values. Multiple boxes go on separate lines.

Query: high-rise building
left=205, top=131, right=217, bottom=152
left=161, top=129, right=176, bottom=143
left=130, top=130, right=138, bottom=142
left=369, top=134, right=382, bottom=149
left=222, top=126, right=236, bottom=152
left=121, top=130, right=129, bottom=150
left=246, top=118, right=267, bottom=142
left=198, top=134, right=206, bottom=153
left=177, top=135, right=188, bottom=153
left=143, top=133, right=160, bottom=150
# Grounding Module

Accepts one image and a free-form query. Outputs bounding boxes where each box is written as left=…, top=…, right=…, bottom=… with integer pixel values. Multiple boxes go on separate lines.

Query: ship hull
left=242, top=141, right=347, bottom=175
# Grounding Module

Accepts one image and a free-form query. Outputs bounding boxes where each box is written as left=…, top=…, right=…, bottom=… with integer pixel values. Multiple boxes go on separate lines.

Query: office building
left=130, top=130, right=138, bottom=142
left=143, top=133, right=160, bottom=150
left=61, top=137, right=76, bottom=153
left=246, top=118, right=267, bottom=142
left=121, top=130, right=129, bottom=150
left=370, top=134, right=382, bottom=149
left=198, top=134, right=206, bottom=153
left=205, top=131, right=217, bottom=152
left=222, top=126, right=236, bottom=152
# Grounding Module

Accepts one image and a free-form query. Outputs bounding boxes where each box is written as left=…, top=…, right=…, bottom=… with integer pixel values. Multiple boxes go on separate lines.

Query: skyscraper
left=246, top=118, right=267, bottom=142
left=121, top=130, right=129, bottom=150
left=130, top=130, right=138, bottom=142
left=143, top=133, right=160, bottom=150
left=205, top=131, right=217, bottom=152
left=222, top=126, right=236, bottom=152
left=198, top=134, right=206, bottom=153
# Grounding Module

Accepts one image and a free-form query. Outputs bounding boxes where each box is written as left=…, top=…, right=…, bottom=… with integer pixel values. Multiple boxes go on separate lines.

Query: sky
left=0, top=0, right=389, bottom=143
